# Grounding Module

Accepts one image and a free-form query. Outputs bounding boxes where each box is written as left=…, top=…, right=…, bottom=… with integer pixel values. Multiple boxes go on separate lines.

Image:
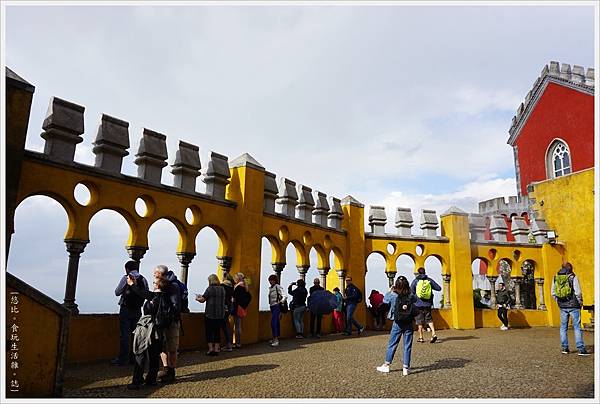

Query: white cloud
left=371, top=176, right=517, bottom=234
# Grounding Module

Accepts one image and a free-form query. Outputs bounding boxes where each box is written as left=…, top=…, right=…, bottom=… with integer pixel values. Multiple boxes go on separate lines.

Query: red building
left=507, top=61, right=594, bottom=197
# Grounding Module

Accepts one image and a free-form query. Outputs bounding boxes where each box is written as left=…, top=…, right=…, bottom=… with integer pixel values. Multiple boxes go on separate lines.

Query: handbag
left=236, top=305, right=248, bottom=318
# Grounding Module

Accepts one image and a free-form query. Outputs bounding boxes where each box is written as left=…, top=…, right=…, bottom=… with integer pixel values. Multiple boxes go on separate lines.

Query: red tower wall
left=514, top=82, right=594, bottom=196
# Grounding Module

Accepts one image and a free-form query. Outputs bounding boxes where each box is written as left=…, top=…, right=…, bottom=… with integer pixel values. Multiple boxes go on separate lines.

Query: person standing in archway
left=112, top=260, right=148, bottom=366
left=308, top=278, right=324, bottom=338
left=410, top=267, right=441, bottom=343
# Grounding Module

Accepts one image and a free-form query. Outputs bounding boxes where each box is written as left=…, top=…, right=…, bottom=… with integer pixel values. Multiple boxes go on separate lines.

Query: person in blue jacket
left=410, top=267, right=441, bottom=343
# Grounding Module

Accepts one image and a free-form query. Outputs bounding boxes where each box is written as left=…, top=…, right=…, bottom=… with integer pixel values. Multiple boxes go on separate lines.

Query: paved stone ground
left=64, top=327, right=596, bottom=399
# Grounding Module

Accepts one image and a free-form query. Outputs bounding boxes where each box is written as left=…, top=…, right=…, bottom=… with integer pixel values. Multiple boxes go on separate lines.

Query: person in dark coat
left=288, top=279, right=308, bottom=338
left=112, top=260, right=149, bottom=366
left=308, top=278, right=324, bottom=338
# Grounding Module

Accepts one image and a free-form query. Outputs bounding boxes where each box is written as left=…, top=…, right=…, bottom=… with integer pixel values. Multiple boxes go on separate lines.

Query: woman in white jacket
left=267, top=274, right=286, bottom=347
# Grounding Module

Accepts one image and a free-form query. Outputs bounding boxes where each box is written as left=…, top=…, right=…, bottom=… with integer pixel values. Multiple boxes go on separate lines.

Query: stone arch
left=395, top=253, right=416, bottom=279
left=9, top=195, right=72, bottom=304
left=16, top=192, right=77, bottom=239
left=288, top=239, right=308, bottom=266
left=519, top=259, right=537, bottom=309
left=141, top=218, right=182, bottom=281
left=365, top=251, right=389, bottom=301
left=423, top=255, right=443, bottom=308
left=197, top=224, right=229, bottom=257
left=331, top=246, right=345, bottom=270
left=149, top=215, right=187, bottom=253
left=311, top=243, right=329, bottom=269
left=89, top=206, right=138, bottom=247
left=471, top=258, right=491, bottom=305
left=78, top=208, right=132, bottom=313
left=262, top=234, right=283, bottom=264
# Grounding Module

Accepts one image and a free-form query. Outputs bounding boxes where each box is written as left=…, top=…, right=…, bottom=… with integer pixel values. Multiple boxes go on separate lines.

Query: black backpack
left=356, top=287, right=363, bottom=303
left=173, top=279, right=189, bottom=314
left=154, top=293, right=175, bottom=329
left=394, top=294, right=415, bottom=322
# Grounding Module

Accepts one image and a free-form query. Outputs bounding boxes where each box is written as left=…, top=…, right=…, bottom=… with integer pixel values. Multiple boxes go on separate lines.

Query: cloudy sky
left=4, top=3, right=595, bottom=313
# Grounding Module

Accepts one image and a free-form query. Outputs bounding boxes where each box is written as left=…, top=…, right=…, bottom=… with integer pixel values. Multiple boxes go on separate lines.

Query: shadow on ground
left=68, top=364, right=279, bottom=398
left=406, top=357, right=472, bottom=375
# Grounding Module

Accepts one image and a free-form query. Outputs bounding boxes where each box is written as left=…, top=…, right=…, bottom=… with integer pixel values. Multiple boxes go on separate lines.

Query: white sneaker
left=270, top=340, right=279, bottom=347
left=376, top=364, right=390, bottom=373
left=500, top=325, right=508, bottom=331
left=402, top=367, right=409, bottom=376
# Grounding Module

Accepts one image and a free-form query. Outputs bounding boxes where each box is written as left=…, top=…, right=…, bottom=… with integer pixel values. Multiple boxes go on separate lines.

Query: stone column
left=442, top=274, right=452, bottom=308
left=272, top=263, right=285, bottom=283
left=386, top=272, right=396, bottom=288
left=535, top=278, right=547, bottom=310
left=63, top=239, right=89, bottom=314
left=176, top=252, right=196, bottom=284
left=486, top=275, right=498, bottom=308
left=513, top=277, right=524, bottom=309
left=336, top=269, right=347, bottom=291
left=318, top=267, right=329, bottom=289
left=126, top=246, right=148, bottom=263
left=217, top=256, right=233, bottom=280
left=296, top=265, right=309, bottom=282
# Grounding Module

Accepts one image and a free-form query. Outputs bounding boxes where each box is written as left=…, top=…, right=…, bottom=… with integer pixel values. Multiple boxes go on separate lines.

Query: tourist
left=376, top=276, right=417, bottom=375
left=332, top=287, right=345, bottom=333
left=153, top=265, right=182, bottom=384
left=268, top=274, right=286, bottom=347
left=551, top=263, right=590, bottom=355
left=496, top=282, right=511, bottom=330
left=196, top=274, right=226, bottom=356
left=410, top=267, right=441, bottom=343
left=308, top=278, right=324, bottom=338
left=112, top=260, right=149, bottom=366
left=368, top=289, right=385, bottom=330
left=220, top=275, right=234, bottom=351
left=288, top=279, right=308, bottom=338
left=128, top=277, right=168, bottom=389
left=232, top=272, right=251, bottom=348
left=343, top=277, right=365, bottom=335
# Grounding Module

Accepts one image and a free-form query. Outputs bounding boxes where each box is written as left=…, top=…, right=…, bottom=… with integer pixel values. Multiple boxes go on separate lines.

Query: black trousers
left=310, top=312, right=322, bottom=335
left=497, top=307, right=508, bottom=327
left=132, top=336, right=162, bottom=385
left=119, top=306, right=141, bottom=363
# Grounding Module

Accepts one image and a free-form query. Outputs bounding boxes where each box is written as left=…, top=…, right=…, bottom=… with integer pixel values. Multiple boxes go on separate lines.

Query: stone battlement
left=508, top=61, right=594, bottom=144
left=478, top=195, right=531, bottom=216
left=37, top=96, right=344, bottom=231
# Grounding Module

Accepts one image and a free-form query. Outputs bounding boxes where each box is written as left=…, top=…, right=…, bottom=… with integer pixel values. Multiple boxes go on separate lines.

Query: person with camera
left=288, top=279, right=308, bottom=338
left=111, top=260, right=149, bottom=366
left=267, top=274, right=286, bottom=347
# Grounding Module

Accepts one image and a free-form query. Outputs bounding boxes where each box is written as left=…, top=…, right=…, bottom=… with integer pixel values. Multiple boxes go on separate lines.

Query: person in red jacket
left=369, top=290, right=386, bottom=330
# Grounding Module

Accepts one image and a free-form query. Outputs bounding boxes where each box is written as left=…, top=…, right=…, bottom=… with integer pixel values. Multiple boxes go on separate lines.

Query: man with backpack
left=551, top=263, right=590, bottom=356
left=343, top=276, right=365, bottom=336
left=410, top=267, right=441, bottom=343
left=111, top=260, right=149, bottom=366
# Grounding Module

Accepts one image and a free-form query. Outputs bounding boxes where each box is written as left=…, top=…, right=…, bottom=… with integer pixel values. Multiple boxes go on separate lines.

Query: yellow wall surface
left=6, top=287, right=60, bottom=398
left=529, top=168, right=595, bottom=323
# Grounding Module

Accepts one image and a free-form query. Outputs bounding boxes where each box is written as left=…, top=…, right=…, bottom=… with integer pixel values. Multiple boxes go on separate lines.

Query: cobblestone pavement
left=64, top=327, right=595, bottom=399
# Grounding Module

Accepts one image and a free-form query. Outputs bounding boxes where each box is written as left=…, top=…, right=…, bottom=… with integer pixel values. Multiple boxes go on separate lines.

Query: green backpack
left=416, top=279, right=432, bottom=300
left=554, top=274, right=573, bottom=299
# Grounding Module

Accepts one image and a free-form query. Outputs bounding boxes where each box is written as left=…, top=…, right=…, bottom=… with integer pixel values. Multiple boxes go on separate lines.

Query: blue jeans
left=345, top=303, right=363, bottom=333
left=270, top=304, right=281, bottom=338
left=559, top=307, right=585, bottom=351
left=118, top=306, right=141, bottom=363
left=293, top=306, right=306, bottom=334
left=385, top=321, right=414, bottom=368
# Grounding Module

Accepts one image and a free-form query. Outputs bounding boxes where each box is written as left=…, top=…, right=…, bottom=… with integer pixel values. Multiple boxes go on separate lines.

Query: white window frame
left=545, top=138, right=572, bottom=179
